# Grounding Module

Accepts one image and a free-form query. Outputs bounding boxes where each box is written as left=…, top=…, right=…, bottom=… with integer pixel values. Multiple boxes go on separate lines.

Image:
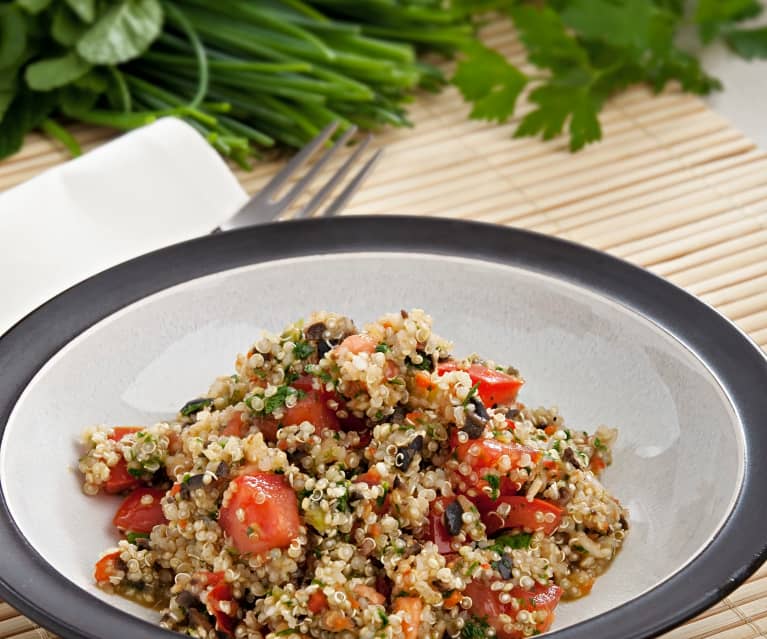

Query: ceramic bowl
left=1, top=217, right=765, bottom=639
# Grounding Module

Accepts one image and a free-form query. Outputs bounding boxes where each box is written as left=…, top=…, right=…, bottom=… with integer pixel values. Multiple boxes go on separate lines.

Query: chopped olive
left=305, top=322, right=326, bottom=341
left=176, top=590, right=196, bottom=608
left=562, top=447, right=582, bottom=470
left=469, top=396, right=490, bottom=421
left=493, top=555, right=514, bottom=580
left=394, top=435, right=424, bottom=471
left=505, top=408, right=520, bottom=420
left=462, top=415, right=485, bottom=440
left=444, top=500, right=463, bottom=537
left=216, top=461, right=229, bottom=478
left=179, top=397, right=213, bottom=417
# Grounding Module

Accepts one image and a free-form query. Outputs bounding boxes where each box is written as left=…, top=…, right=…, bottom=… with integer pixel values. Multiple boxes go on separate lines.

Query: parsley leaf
left=462, top=615, right=491, bottom=639
left=489, top=532, right=533, bottom=552
left=453, top=42, right=528, bottom=123
left=292, top=341, right=315, bottom=360
left=725, top=27, right=767, bottom=59
left=261, top=385, right=304, bottom=415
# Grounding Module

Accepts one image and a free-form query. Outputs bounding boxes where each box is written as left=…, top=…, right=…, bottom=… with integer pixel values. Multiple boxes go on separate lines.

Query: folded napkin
left=0, top=118, right=249, bottom=336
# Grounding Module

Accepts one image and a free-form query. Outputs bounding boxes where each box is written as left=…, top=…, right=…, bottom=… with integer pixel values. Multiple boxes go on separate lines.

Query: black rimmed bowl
left=1, top=217, right=765, bottom=639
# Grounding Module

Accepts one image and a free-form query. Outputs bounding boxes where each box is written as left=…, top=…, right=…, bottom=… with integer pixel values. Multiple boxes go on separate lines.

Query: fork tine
left=292, top=136, right=372, bottom=220
left=320, top=148, right=384, bottom=217
left=257, top=121, right=339, bottom=202
left=273, top=125, right=358, bottom=215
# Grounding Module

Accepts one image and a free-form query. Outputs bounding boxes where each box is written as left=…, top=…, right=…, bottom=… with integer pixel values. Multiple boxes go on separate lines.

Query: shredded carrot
left=369, top=523, right=381, bottom=537
left=590, top=456, right=606, bottom=474
left=307, top=590, right=328, bottom=614
left=354, top=584, right=386, bottom=605
left=393, top=597, right=423, bottom=639
left=414, top=371, right=432, bottom=390
left=544, top=424, right=557, bottom=436
left=322, top=610, right=352, bottom=631
left=178, top=519, right=188, bottom=529
left=170, top=483, right=181, bottom=496
left=443, top=590, right=463, bottom=609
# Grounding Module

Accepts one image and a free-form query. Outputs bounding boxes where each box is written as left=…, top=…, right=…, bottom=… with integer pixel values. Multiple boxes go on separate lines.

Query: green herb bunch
left=0, top=0, right=765, bottom=164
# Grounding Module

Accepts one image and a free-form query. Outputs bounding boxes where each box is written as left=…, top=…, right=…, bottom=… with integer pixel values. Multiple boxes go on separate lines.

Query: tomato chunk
left=222, top=411, right=248, bottom=437
left=109, top=426, right=143, bottom=441
left=455, top=438, right=541, bottom=470
left=113, top=487, right=168, bottom=533
left=94, top=550, right=121, bottom=585
left=426, top=496, right=458, bottom=554
left=474, top=495, right=563, bottom=536
left=464, top=580, right=562, bottom=639
left=219, top=472, right=300, bottom=556
left=437, top=362, right=522, bottom=406
left=104, top=458, right=140, bottom=494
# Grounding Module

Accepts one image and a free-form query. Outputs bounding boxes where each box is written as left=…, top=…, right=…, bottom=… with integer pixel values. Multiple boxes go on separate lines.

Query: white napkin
left=0, top=117, right=249, bottom=336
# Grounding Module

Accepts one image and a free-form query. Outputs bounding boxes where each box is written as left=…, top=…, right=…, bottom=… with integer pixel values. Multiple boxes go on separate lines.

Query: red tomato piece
left=455, top=438, right=541, bottom=470
left=104, top=458, right=141, bottom=494
left=474, top=495, right=563, bottom=536
left=426, top=496, right=457, bottom=554
left=437, top=362, right=523, bottom=406
left=464, top=580, right=562, bottom=639
left=113, top=487, right=168, bottom=533
left=222, top=411, right=248, bottom=437
left=109, top=426, right=143, bottom=441
left=307, top=590, right=329, bottom=614
left=219, top=472, right=300, bottom=556
left=207, top=579, right=238, bottom=636
left=94, top=550, right=121, bottom=585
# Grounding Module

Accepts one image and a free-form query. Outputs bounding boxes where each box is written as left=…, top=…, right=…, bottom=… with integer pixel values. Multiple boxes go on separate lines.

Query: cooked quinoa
left=79, top=309, right=628, bottom=639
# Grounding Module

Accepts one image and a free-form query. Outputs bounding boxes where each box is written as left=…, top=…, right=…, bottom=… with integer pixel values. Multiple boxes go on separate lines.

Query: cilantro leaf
left=453, top=43, right=528, bottom=123
left=695, top=0, right=763, bottom=43
left=725, top=27, right=767, bottom=59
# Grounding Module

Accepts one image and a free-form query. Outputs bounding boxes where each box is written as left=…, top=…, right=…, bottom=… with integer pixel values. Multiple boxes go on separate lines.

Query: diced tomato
left=109, top=426, right=143, bottom=441
left=104, top=458, right=141, bottom=494
left=590, top=455, right=606, bottom=474
left=308, top=590, right=328, bottom=614
left=337, top=334, right=377, bottom=355
left=474, top=495, right=563, bottom=536
left=222, top=411, right=248, bottom=437
left=437, top=362, right=523, bottom=407
left=94, top=550, right=121, bottom=585
left=464, top=580, right=562, bottom=639
left=113, top=487, right=168, bottom=533
left=219, top=472, right=300, bottom=556
left=426, top=496, right=457, bottom=554
left=454, top=438, right=541, bottom=470
left=355, top=468, right=381, bottom=485
left=207, top=577, right=238, bottom=636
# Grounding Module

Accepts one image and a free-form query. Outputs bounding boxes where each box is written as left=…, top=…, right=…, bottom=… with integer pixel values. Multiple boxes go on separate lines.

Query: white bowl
left=0, top=217, right=765, bottom=639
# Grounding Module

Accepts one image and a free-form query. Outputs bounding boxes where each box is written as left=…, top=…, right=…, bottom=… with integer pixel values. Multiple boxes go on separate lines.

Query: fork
left=216, top=122, right=382, bottom=232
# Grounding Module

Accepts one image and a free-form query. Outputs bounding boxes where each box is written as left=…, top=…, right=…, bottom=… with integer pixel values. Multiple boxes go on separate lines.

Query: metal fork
left=217, top=122, right=382, bottom=232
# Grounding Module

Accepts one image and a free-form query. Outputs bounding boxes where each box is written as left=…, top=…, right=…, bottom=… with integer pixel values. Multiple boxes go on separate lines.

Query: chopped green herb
left=179, top=397, right=212, bottom=416
left=275, top=630, right=297, bottom=637
left=489, top=532, right=533, bottom=552
left=594, top=437, right=607, bottom=451
left=461, top=615, right=491, bottom=639
left=126, top=531, right=150, bottom=544
left=573, top=544, right=587, bottom=553
left=484, top=474, right=500, bottom=500
left=375, top=343, right=390, bottom=353
left=377, top=609, right=389, bottom=627
left=261, top=385, right=305, bottom=415
left=376, top=482, right=389, bottom=508
left=293, top=341, right=315, bottom=359
left=127, top=467, right=143, bottom=478
left=464, top=381, right=481, bottom=406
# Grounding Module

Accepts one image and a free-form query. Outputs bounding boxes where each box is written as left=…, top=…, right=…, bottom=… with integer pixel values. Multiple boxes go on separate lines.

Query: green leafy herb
left=375, top=343, right=390, bottom=353
left=489, top=532, right=533, bottom=552
left=463, top=381, right=481, bottom=406
left=461, top=615, right=491, bottom=639
left=126, top=531, right=150, bottom=544
left=293, top=341, right=315, bottom=360
left=484, top=473, right=500, bottom=500
left=377, top=610, right=389, bottom=627
left=179, top=397, right=213, bottom=416
left=261, top=386, right=305, bottom=415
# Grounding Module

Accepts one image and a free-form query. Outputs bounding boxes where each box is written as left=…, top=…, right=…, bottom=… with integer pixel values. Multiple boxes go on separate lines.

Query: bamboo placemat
left=2, top=18, right=766, bottom=639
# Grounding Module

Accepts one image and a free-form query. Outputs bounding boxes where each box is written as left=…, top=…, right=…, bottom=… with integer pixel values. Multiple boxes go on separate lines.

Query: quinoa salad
left=78, top=309, right=628, bottom=639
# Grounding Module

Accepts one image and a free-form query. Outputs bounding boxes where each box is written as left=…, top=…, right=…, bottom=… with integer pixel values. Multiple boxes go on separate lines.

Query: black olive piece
left=562, top=447, right=582, bottom=470
left=176, top=590, right=196, bottom=608
left=400, top=309, right=409, bottom=319
left=392, top=475, right=402, bottom=489
left=305, top=322, right=326, bottom=341
left=557, top=486, right=572, bottom=506
left=461, top=417, right=485, bottom=440
left=493, top=555, right=514, bottom=580
left=390, top=405, right=407, bottom=424
left=469, top=396, right=490, bottom=421
left=216, top=461, right=229, bottom=478
left=619, top=514, right=629, bottom=530
left=394, top=435, right=424, bottom=471
left=444, top=500, right=464, bottom=537
left=505, top=408, right=520, bottom=420
left=187, top=473, right=206, bottom=490
left=134, top=536, right=151, bottom=550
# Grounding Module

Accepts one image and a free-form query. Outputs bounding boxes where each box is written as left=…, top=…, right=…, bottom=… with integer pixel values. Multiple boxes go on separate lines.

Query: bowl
left=1, top=217, right=765, bottom=639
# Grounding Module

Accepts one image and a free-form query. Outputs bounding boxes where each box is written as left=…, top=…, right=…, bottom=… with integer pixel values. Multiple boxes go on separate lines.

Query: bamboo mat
left=1, top=17, right=767, bottom=639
